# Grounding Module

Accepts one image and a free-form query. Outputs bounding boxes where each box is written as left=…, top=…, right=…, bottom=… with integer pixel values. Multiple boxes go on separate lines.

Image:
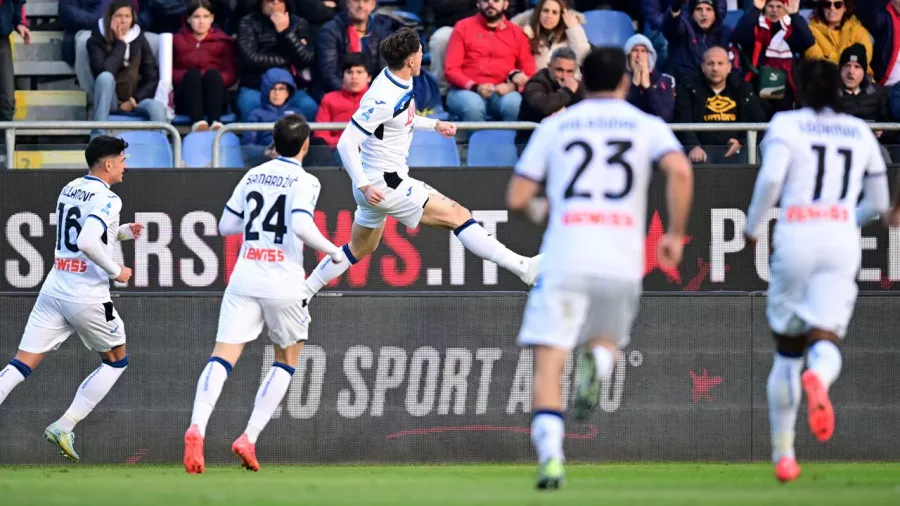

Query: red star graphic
left=690, top=369, right=723, bottom=404
left=643, top=211, right=692, bottom=283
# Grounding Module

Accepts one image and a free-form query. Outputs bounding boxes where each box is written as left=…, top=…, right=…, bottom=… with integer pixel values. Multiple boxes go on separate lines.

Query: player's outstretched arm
left=76, top=218, right=129, bottom=282
left=658, top=151, right=694, bottom=267
left=745, top=141, right=790, bottom=244
left=291, top=212, right=344, bottom=263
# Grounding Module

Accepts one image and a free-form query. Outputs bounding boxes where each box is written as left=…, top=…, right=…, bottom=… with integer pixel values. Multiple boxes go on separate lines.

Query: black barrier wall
left=0, top=293, right=897, bottom=464
left=3, top=167, right=900, bottom=293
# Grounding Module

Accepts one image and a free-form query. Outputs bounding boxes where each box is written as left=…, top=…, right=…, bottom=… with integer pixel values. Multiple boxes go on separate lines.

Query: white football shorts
left=767, top=237, right=860, bottom=339
left=19, top=293, right=126, bottom=353
left=216, top=292, right=310, bottom=348
left=352, top=174, right=436, bottom=229
left=518, top=275, right=641, bottom=350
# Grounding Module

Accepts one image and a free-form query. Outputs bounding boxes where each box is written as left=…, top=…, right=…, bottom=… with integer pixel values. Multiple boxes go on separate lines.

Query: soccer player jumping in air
left=302, top=28, right=541, bottom=297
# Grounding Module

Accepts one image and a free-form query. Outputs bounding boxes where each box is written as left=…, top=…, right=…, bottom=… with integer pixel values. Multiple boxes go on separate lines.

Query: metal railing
left=2, top=121, right=182, bottom=170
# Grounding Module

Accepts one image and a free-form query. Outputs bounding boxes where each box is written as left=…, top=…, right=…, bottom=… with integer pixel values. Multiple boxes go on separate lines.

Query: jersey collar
left=384, top=69, right=411, bottom=90
left=83, top=175, right=110, bottom=188
left=277, top=156, right=303, bottom=167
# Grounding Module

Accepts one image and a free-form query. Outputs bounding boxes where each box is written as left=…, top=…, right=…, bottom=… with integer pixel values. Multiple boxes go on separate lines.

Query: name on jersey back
left=245, top=173, right=299, bottom=188
left=559, top=117, right=637, bottom=131
left=798, top=121, right=861, bottom=138
left=60, top=186, right=96, bottom=202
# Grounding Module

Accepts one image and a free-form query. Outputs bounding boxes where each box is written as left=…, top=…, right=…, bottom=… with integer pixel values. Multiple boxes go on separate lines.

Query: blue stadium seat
left=182, top=131, right=242, bottom=168
left=467, top=130, right=517, bottom=167
left=172, top=112, right=238, bottom=126
left=799, top=8, right=812, bottom=21
left=118, top=130, right=174, bottom=168
left=408, top=130, right=460, bottom=167
left=108, top=113, right=145, bottom=122
left=583, top=10, right=635, bottom=49
left=723, top=10, right=743, bottom=29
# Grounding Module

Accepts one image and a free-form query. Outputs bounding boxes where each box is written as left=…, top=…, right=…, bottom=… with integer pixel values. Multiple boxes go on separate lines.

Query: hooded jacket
left=86, top=19, right=159, bottom=103
left=172, top=25, right=239, bottom=88
left=510, top=9, right=591, bottom=70
left=624, top=34, right=676, bottom=122
left=675, top=71, right=767, bottom=148
left=60, top=0, right=138, bottom=65
left=243, top=68, right=299, bottom=146
left=806, top=15, right=875, bottom=77
left=662, top=1, right=733, bottom=78
left=237, top=1, right=315, bottom=91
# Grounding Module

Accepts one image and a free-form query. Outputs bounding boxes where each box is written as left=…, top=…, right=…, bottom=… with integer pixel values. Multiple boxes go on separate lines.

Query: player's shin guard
left=806, top=341, right=842, bottom=389
left=190, top=357, right=232, bottom=437
left=0, top=359, right=31, bottom=405
left=767, top=352, right=803, bottom=463
left=531, top=410, right=565, bottom=464
left=57, top=356, right=129, bottom=431
left=454, top=219, right=529, bottom=279
left=306, top=244, right=357, bottom=294
left=244, top=362, right=295, bottom=444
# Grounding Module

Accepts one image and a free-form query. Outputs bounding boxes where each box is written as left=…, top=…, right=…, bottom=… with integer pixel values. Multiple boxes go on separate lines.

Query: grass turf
left=0, top=463, right=898, bottom=505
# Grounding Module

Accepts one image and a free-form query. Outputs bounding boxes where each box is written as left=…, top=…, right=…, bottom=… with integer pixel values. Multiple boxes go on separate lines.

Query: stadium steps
left=11, top=31, right=74, bottom=78
left=12, top=149, right=88, bottom=170
left=26, top=1, right=60, bottom=18
left=14, top=90, right=87, bottom=121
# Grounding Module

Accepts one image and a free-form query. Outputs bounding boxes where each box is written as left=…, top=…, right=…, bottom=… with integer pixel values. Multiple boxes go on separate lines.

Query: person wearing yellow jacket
left=804, top=0, right=874, bottom=77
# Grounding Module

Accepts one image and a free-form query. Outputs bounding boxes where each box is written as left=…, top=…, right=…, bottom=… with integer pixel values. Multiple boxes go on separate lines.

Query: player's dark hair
left=85, top=135, right=128, bottom=168
left=796, top=59, right=841, bottom=112
left=341, top=52, right=369, bottom=74
left=273, top=114, right=311, bottom=158
left=581, top=47, right=627, bottom=93
left=380, top=28, right=421, bottom=70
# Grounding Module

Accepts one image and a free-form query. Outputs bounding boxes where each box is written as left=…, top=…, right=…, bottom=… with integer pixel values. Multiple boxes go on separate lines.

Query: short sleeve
left=350, top=96, right=394, bottom=136
left=514, top=121, right=554, bottom=184
left=224, top=178, right=245, bottom=218
left=649, top=118, right=684, bottom=162
left=87, top=194, right=122, bottom=232
left=290, top=176, right=322, bottom=218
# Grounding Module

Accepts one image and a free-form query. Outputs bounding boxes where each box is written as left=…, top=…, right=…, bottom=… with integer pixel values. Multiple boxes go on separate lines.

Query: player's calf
left=803, top=329, right=840, bottom=443
left=0, top=357, right=35, bottom=405
left=572, top=341, right=617, bottom=421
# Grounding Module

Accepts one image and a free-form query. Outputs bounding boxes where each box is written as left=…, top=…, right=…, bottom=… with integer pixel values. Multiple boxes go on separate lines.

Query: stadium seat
left=108, top=113, right=147, bottom=122
left=799, top=8, right=812, bottom=20
left=118, top=131, right=174, bottom=168
left=583, top=10, right=635, bottom=49
left=723, top=10, right=743, bottom=29
left=467, top=130, right=518, bottom=167
left=182, top=131, right=242, bottom=168
left=172, top=112, right=238, bottom=126
left=408, top=131, right=460, bottom=167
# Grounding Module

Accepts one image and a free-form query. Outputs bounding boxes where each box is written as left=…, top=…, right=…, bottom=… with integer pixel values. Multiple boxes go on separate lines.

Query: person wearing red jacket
left=445, top=0, right=537, bottom=124
left=314, top=52, right=370, bottom=149
left=173, top=0, right=238, bottom=131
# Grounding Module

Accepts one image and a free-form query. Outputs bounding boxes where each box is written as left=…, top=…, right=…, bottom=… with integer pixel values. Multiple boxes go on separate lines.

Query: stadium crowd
left=1, top=0, right=900, bottom=164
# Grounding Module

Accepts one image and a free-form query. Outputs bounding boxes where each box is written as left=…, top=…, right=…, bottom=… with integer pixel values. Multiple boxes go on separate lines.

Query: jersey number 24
left=245, top=192, right=287, bottom=244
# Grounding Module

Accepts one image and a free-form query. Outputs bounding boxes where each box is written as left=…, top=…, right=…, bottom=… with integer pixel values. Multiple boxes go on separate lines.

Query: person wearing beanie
left=805, top=0, right=874, bottom=77
left=624, top=33, right=676, bottom=121
left=662, top=0, right=731, bottom=78
left=837, top=43, right=893, bottom=158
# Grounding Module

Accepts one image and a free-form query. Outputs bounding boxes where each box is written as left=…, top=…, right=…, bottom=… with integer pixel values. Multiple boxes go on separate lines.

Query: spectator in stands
left=510, top=0, right=590, bottom=70
left=242, top=68, right=299, bottom=159
left=173, top=0, right=238, bottom=132
left=856, top=0, right=900, bottom=87
left=645, top=0, right=726, bottom=73
left=294, top=0, right=340, bottom=38
left=236, top=0, right=317, bottom=121
left=805, top=0, right=873, bottom=75
left=625, top=34, right=676, bottom=121
left=87, top=0, right=166, bottom=127
left=675, top=46, right=766, bottom=164
left=663, top=0, right=732, bottom=78
left=516, top=47, right=582, bottom=144
left=141, top=0, right=232, bottom=34
left=0, top=0, right=28, bottom=133
left=429, top=0, right=479, bottom=94
left=315, top=52, right=369, bottom=149
left=445, top=0, right=536, bottom=124
left=837, top=44, right=894, bottom=159
left=733, top=0, right=814, bottom=117
left=316, top=0, right=399, bottom=95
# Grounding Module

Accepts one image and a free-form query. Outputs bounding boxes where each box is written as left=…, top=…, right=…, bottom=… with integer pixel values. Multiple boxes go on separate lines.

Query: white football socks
left=455, top=220, right=529, bottom=279
left=190, top=358, right=231, bottom=437
left=0, top=360, right=30, bottom=405
left=807, top=340, right=842, bottom=389
left=531, top=410, right=565, bottom=464
left=58, top=357, right=129, bottom=432
left=591, top=346, right=616, bottom=384
left=244, top=363, right=295, bottom=444
left=306, top=245, right=355, bottom=294
left=767, top=353, right=803, bottom=463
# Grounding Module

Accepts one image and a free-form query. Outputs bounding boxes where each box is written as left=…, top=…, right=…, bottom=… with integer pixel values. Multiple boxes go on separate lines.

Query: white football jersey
left=515, top=99, right=683, bottom=282
left=761, top=108, right=886, bottom=236
left=224, top=157, right=321, bottom=299
left=349, top=68, right=417, bottom=180
left=40, top=176, right=122, bottom=304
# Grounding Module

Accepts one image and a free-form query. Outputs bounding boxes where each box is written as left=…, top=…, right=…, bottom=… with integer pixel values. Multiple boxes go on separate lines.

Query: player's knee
left=773, top=332, right=806, bottom=357
left=807, top=328, right=840, bottom=346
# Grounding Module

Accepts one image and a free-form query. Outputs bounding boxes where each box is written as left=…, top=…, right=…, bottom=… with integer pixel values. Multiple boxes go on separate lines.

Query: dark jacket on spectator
left=838, top=77, right=895, bottom=142
left=856, top=0, right=900, bottom=85
left=662, top=4, right=732, bottom=78
left=732, top=9, right=815, bottom=89
left=60, top=0, right=139, bottom=65
left=628, top=72, right=676, bottom=122
left=172, top=25, right=238, bottom=88
left=237, top=10, right=315, bottom=91
left=294, top=0, right=338, bottom=38
left=316, top=11, right=399, bottom=94
left=643, top=0, right=726, bottom=32
left=891, top=82, right=900, bottom=119
left=243, top=67, right=299, bottom=146
left=86, top=24, right=159, bottom=102
left=432, top=0, right=478, bottom=28
left=675, top=72, right=766, bottom=149
left=0, top=0, right=25, bottom=37
left=516, top=67, right=584, bottom=144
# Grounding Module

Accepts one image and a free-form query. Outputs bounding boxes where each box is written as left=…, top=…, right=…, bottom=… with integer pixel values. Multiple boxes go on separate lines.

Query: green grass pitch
left=1, top=463, right=898, bottom=505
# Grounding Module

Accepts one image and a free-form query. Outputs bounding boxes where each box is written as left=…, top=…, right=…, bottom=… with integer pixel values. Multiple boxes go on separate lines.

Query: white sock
left=530, top=410, right=565, bottom=464
left=767, top=353, right=803, bottom=463
left=0, top=360, right=31, bottom=405
left=244, top=362, right=295, bottom=444
left=190, top=358, right=231, bottom=437
left=807, top=340, right=842, bottom=389
left=591, top=346, right=616, bottom=383
left=57, top=357, right=129, bottom=432
left=306, top=244, right=355, bottom=294
left=455, top=220, right=529, bottom=279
